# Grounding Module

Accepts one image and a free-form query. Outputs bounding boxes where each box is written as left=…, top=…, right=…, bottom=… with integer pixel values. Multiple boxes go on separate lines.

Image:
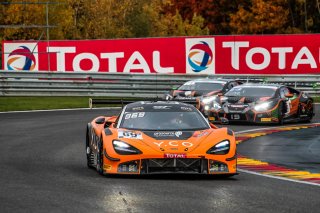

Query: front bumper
left=205, top=110, right=280, bottom=124
left=103, top=156, right=237, bottom=175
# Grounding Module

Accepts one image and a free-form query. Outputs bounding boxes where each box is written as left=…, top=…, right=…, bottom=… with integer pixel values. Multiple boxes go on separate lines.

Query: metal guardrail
left=0, top=70, right=319, bottom=97
left=88, top=98, right=198, bottom=109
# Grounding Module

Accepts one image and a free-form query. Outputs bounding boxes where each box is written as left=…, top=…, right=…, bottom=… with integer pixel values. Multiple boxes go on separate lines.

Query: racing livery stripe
left=236, top=123, right=320, bottom=186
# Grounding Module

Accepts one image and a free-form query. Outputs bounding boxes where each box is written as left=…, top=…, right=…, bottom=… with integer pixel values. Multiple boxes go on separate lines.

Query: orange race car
left=86, top=101, right=237, bottom=176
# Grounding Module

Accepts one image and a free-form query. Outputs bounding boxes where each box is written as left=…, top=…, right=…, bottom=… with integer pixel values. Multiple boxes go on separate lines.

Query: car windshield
left=119, top=111, right=210, bottom=131
left=225, top=86, right=276, bottom=97
left=178, top=82, right=224, bottom=91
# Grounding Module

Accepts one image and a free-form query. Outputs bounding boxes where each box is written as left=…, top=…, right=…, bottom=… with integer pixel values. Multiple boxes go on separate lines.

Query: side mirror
left=285, top=93, right=294, bottom=98
left=172, top=86, right=178, bottom=90
left=95, top=117, right=105, bottom=124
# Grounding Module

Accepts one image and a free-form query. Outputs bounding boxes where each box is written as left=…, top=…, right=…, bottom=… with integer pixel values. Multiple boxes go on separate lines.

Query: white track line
left=238, top=169, right=320, bottom=187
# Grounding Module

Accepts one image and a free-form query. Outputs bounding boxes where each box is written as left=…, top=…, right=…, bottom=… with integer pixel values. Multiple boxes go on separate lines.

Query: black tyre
left=96, top=137, right=104, bottom=175
left=86, top=127, right=94, bottom=168
left=277, top=102, right=284, bottom=125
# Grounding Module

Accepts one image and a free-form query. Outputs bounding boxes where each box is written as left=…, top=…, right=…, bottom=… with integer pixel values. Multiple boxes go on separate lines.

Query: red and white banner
left=2, top=35, right=320, bottom=74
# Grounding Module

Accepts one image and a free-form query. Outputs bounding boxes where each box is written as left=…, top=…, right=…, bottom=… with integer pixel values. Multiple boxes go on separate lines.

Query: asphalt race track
left=0, top=105, right=319, bottom=213
left=238, top=127, right=320, bottom=174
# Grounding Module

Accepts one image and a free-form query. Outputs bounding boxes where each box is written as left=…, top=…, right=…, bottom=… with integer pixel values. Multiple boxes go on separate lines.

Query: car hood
left=173, top=90, right=221, bottom=98
left=116, top=128, right=218, bottom=153
left=222, top=96, right=272, bottom=104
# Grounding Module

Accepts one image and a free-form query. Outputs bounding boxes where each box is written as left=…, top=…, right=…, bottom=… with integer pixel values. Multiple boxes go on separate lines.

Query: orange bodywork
left=89, top=116, right=237, bottom=175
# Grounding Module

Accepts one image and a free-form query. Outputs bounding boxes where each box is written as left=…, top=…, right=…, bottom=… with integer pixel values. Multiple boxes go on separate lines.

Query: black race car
left=164, top=79, right=242, bottom=101
left=198, top=84, right=314, bottom=124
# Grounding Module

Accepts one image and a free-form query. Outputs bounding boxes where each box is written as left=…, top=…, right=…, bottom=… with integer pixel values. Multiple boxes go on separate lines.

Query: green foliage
left=230, top=0, right=290, bottom=34
left=0, top=0, right=320, bottom=40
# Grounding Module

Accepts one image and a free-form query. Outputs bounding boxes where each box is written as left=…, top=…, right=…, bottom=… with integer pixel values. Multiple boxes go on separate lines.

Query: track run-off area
left=0, top=105, right=319, bottom=212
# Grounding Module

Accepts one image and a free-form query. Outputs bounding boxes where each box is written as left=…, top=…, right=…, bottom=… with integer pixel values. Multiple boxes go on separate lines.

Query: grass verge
left=0, top=97, right=90, bottom=111
left=0, top=96, right=319, bottom=112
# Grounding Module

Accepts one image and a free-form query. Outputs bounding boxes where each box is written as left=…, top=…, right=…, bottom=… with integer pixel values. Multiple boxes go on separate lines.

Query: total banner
left=2, top=34, right=320, bottom=74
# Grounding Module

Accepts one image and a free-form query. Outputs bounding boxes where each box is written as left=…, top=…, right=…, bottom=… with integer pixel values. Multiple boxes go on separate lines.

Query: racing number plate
left=230, top=114, right=240, bottom=120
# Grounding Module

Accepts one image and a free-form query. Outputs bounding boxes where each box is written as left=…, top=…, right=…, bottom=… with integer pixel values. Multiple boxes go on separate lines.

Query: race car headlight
left=202, top=96, right=221, bottom=111
left=254, top=101, right=274, bottom=112
left=164, top=94, right=173, bottom=100
left=204, top=102, right=221, bottom=112
left=112, top=140, right=142, bottom=155
left=206, top=140, right=230, bottom=155
left=212, top=101, right=222, bottom=110
left=202, top=96, right=217, bottom=104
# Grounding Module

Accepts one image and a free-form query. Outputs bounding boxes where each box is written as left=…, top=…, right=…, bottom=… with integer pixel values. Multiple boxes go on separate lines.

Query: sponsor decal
left=144, top=131, right=193, bottom=140
left=153, top=141, right=194, bottom=148
left=176, top=97, right=196, bottom=100
left=132, top=106, right=144, bottom=111
left=4, top=43, right=38, bottom=71
left=181, top=107, right=193, bottom=111
left=4, top=35, right=320, bottom=74
left=184, top=81, right=195, bottom=85
left=46, top=46, right=175, bottom=73
left=153, top=106, right=171, bottom=110
left=103, top=164, right=112, bottom=170
left=193, top=130, right=209, bottom=138
left=175, top=131, right=182, bottom=137
left=164, top=153, right=187, bottom=158
left=230, top=104, right=247, bottom=108
left=209, top=117, right=215, bottom=121
left=261, top=118, right=272, bottom=122
left=154, top=131, right=182, bottom=138
left=222, top=41, right=320, bottom=72
left=186, top=38, right=215, bottom=74
left=118, top=130, right=143, bottom=139
left=124, top=112, right=145, bottom=119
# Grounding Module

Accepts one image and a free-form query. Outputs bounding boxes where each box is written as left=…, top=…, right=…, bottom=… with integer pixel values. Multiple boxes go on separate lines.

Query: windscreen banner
left=2, top=35, right=320, bottom=75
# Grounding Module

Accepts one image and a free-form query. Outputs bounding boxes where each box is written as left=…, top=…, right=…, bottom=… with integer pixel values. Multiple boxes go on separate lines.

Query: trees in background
left=0, top=0, right=320, bottom=41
